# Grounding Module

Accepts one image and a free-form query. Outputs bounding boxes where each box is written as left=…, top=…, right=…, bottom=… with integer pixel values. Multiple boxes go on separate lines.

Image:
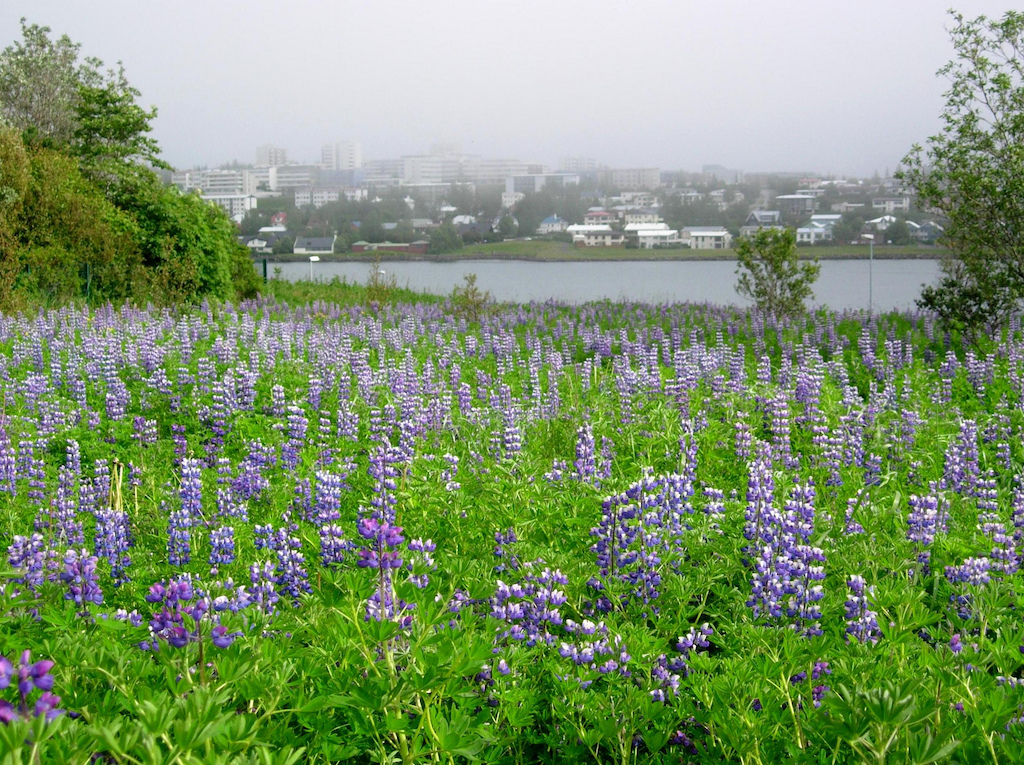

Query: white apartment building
left=294, top=187, right=368, bottom=208
left=560, top=156, right=596, bottom=173
left=321, top=140, right=362, bottom=171
left=172, top=169, right=256, bottom=196
left=255, top=144, right=288, bottom=166
left=202, top=194, right=257, bottom=219
left=501, top=191, right=525, bottom=208
left=275, top=165, right=318, bottom=190
left=603, top=167, right=661, bottom=190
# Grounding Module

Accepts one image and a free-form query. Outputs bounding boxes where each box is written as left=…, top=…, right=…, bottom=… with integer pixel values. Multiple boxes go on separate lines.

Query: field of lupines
left=3, top=292, right=1024, bottom=763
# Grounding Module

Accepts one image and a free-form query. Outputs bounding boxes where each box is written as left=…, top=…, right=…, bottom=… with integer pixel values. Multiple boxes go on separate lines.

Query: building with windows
left=775, top=194, right=818, bottom=215
left=602, top=167, right=661, bottom=190
left=506, top=173, right=581, bottom=194
left=202, top=194, right=257, bottom=219
left=293, top=236, right=336, bottom=254
left=255, top=144, right=288, bottom=167
left=681, top=226, right=732, bottom=249
left=871, top=196, right=911, bottom=214
left=538, top=215, right=568, bottom=234
left=321, top=140, right=362, bottom=171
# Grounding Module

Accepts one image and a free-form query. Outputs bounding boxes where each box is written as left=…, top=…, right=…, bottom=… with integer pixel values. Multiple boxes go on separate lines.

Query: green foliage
left=449, top=272, right=491, bottom=322
left=0, top=19, right=91, bottom=145
left=0, top=21, right=257, bottom=308
left=428, top=222, right=464, bottom=254
left=272, top=235, right=294, bottom=256
left=72, top=65, right=168, bottom=199
left=735, top=227, right=820, bottom=317
left=498, top=214, right=519, bottom=238
left=899, top=10, right=1024, bottom=339
left=886, top=218, right=913, bottom=246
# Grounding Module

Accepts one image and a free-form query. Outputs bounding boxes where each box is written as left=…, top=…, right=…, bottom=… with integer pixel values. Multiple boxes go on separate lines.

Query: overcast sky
left=0, top=1, right=1015, bottom=176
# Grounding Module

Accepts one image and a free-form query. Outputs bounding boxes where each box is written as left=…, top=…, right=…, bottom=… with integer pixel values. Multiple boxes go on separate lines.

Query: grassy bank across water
left=258, top=240, right=947, bottom=264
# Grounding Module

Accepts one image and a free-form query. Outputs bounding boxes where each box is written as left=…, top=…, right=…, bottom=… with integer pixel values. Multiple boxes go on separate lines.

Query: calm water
left=267, top=259, right=942, bottom=311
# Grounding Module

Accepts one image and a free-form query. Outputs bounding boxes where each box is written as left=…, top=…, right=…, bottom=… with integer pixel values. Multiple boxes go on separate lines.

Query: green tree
left=428, top=222, right=463, bottom=254
left=885, top=218, right=912, bottom=246
left=735, top=227, right=820, bottom=317
left=272, top=235, right=295, bottom=255
left=72, top=65, right=168, bottom=198
left=898, top=10, right=1024, bottom=337
left=0, top=19, right=95, bottom=145
left=498, top=214, right=518, bottom=238
left=832, top=212, right=866, bottom=244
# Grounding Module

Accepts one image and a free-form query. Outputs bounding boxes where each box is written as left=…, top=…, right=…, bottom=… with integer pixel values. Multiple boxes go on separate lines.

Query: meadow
left=0, top=290, right=1022, bottom=764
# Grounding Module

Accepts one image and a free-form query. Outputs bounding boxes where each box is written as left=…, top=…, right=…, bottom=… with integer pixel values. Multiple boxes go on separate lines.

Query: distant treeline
left=0, top=21, right=259, bottom=309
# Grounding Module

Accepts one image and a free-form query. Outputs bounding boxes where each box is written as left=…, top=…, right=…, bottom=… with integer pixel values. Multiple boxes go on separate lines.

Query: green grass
left=461, top=241, right=947, bottom=261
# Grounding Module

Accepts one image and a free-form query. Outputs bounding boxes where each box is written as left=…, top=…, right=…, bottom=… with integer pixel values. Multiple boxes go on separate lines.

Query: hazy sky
left=0, top=1, right=1016, bottom=176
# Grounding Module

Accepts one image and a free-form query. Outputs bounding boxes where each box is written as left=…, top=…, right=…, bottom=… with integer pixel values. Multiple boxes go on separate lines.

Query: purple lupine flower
left=7, top=534, right=49, bottom=598
left=59, top=549, right=103, bottom=609
left=907, top=493, right=941, bottom=576
left=209, top=526, right=235, bottom=567
left=845, top=575, right=880, bottom=645
left=440, top=453, right=460, bottom=491
left=406, top=538, right=436, bottom=588
left=274, top=512, right=311, bottom=605
left=0, top=651, right=63, bottom=723
left=281, top=405, right=309, bottom=472
left=493, top=528, right=520, bottom=574
left=52, top=466, right=83, bottom=547
left=945, top=557, right=992, bottom=619
left=573, top=423, right=597, bottom=483
left=94, top=501, right=132, bottom=585
left=493, top=565, right=569, bottom=646
left=169, top=459, right=203, bottom=566
left=249, top=561, right=280, bottom=614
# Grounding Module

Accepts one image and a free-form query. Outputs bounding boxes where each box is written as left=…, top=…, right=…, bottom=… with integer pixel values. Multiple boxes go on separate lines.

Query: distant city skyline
left=1, top=0, right=1016, bottom=177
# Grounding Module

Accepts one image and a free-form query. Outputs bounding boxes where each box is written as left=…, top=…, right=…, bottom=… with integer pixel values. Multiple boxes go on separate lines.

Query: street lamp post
left=308, top=255, right=320, bottom=281
left=863, top=234, right=875, bottom=312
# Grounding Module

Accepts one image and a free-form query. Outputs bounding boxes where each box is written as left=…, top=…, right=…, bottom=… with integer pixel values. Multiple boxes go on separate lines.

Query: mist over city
left=0, top=0, right=1014, bottom=177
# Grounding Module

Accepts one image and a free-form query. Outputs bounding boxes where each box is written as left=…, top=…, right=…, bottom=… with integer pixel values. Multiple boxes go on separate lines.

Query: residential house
left=293, top=236, right=336, bottom=254
left=775, top=194, right=818, bottom=215
left=351, top=240, right=429, bottom=255
left=865, top=215, right=897, bottom=232
left=574, top=229, right=625, bottom=247
left=624, top=222, right=669, bottom=233
left=567, top=224, right=614, bottom=236
left=830, top=202, right=866, bottom=213
left=912, top=220, right=945, bottom=244
left=796, top=223, right=833, bottom=245
left=681, top=227, right=733, bottom=250
left=584, top=209, right=617, bottom=226
left=538, top=215, right=568, bottom=234
left=872, top=196, right=911, bottom=214
left=270, top=212, right=287, bottom=227
left=635, top=228, right=682, bottom=249
left=238, top=232, right=285, bottom=255
left=624, top=209, right=662, bottom=226
left=708, top=189, right=729, bottom=210
left=740, top=210, right=783, bottom=238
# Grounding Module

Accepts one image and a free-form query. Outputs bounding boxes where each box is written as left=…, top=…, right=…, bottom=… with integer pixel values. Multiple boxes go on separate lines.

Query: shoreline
left=255, top=247, right=948, bottom=265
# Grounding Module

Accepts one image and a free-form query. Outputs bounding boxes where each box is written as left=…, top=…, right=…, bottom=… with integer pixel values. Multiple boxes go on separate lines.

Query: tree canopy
left=0, top=20, right=258, bottom=308
left=735, top=228, right=820, bottom=318
left=898, top=10, right=1024, bottom=338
